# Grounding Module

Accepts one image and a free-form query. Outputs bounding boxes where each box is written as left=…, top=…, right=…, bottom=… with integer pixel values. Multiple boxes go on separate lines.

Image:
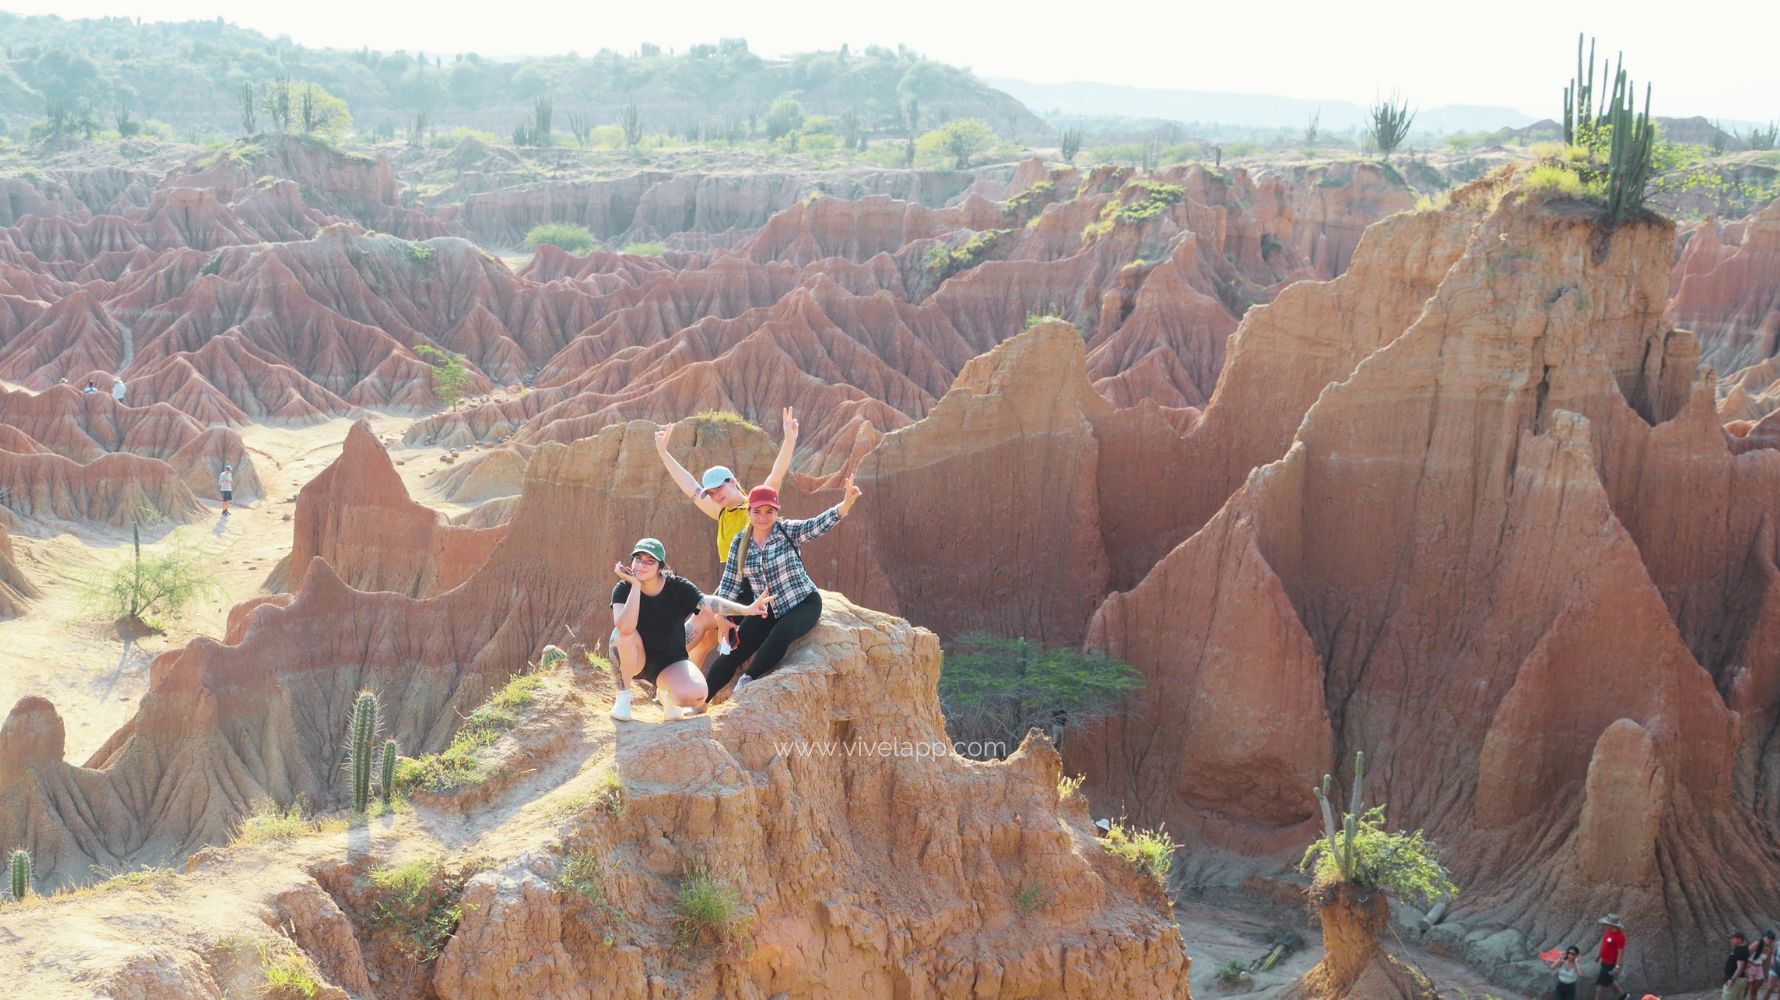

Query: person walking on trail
left=1726, top=931, right=1754, bottom=1000
left=219, top=464, right=235, bottom=515
left=82, top=379, right=97, bottom=394
left=702, top=477, right=862, bottom=698
left=1757, top=930, right=1780, bottom=1000
left=609, top=537, right=772, bottom=722
left=1593, top=913, right=1627, bottom=1000
left=1546, top=945, right=1582, bottom=1000
left=653, top=406, right=798, bottom=665
left=1746, top=930, right=1773, bottom=999
left=111, top=379, right=125, bottom=404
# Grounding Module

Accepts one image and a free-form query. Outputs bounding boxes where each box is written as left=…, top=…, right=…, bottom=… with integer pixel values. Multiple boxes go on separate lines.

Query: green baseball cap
left=630, top=537, right=667, bottom=563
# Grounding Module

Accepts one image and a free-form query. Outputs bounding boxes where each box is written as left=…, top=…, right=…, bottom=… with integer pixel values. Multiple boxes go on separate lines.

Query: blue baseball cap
left=699, top=466, right=737, bottom=496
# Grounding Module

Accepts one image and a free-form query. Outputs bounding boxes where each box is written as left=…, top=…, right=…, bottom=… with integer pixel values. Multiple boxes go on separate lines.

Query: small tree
left=764, top=97, right=803, bottom=141
left=86, top=522, right=217, bottom=630
left=1744, top=122, right=1778, bottom=151
left=1304, top=109, right=1321, bottom=147
left=916, top=118, right=997, bottom=170
left=939, top=633, right=1143, bottom=757
left=1367, top=92, right=1415, bottom=158
left=413, top=344, right=471, bottom=410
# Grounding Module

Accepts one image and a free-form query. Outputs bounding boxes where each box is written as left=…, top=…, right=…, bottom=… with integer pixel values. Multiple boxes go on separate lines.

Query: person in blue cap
left=653, top=406, right=797, bottom=667
left=610, top=537, right=772, bottom=721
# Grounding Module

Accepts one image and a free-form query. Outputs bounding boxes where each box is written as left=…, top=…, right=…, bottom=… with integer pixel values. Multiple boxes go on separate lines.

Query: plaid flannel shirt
left=716, top=505, right=843, bottom=613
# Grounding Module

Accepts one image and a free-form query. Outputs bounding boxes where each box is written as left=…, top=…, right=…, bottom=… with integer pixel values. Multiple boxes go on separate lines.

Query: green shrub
left=394, top=671, right=545, bottom=793
left=368, top=855, right=471, bottom=961
left=620, top=241, right=667, bottom=256
left=524, top=223, right=599, bottom=254
left=914, top=118, right=997, bottom=169
left=413, top=344, right=471, bottom=411
left=258, top=942, right=322, bottom=998
left=1303, top=752, right=1455, bottom=908
left=925, top=228, right=1009, bottom=281
left=84, top=524, right=218, bottom=629
left=1057, top=773, right=1085, bottom=800
left=1101, top=820, right=1177, bottom=882
left=1215, top=958, right=1249, bottom=984
left=1083, top=179, right=1185, bottom=242
left=1015, top=884, right=1045, bottom=914
left=673, top=862, right=744, bottom=947
left=1522, top=164, right=1587, bottom=199
left=232, top=800, right=311, bottom=846
left=558, top=850, right=621, bottom=919
left=691, top=409, right=759, bottom=430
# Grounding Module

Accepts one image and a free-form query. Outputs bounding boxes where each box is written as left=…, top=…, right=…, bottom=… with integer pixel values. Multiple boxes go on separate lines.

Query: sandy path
left=0, top=412, right=473, bottom=760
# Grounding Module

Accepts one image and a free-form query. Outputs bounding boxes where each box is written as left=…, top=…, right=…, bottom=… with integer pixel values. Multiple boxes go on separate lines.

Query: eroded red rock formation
left=1076, top=191, right=1780, bottom=992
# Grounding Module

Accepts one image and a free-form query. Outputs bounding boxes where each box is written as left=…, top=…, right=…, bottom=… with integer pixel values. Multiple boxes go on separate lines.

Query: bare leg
left=686, top=607, right=722, bottom=668
left=610, top=629, right=644, bottom=720
left=656, top=660, right=708, bottom=719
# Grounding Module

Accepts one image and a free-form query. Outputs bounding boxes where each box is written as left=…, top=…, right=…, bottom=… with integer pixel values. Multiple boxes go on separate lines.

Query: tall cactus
left=1603, top=68, right=1655, bottom=225
left=381, top=738, right=398, bottom=807
left=9, top=849, right=29, bottom=900
left=348, top=691, right=380, bottom=813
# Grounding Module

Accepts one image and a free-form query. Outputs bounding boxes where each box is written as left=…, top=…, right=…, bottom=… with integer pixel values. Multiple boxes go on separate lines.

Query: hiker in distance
left=702, top=475, right=862, bottom=698
left=654, top=406, right=798, bottom=666
left=609, top=537, right=772, bottom=722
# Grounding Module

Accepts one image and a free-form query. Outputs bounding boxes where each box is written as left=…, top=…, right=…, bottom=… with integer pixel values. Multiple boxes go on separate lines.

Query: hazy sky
left=10, top=1, right=1779, bottom=122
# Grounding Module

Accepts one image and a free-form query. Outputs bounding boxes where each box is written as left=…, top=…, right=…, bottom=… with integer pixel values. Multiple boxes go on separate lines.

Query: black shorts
left=1595, top=963, right=1616, bottom=985
left=638, top=650, right=687, bottom=685
left=220, top=490, right=233, bottom=501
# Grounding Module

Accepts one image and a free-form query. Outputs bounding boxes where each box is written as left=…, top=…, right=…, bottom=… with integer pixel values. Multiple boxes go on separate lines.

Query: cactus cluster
left=9, top=848, right=29, bottom=900
left=1563, top=34, right=1609, bottom=146
left=1561, top=34, right=1655, bottom=225
left=1311, top=751, right=1366, bottom=881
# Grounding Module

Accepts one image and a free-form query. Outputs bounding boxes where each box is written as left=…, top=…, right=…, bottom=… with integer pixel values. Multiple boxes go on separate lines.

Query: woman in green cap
left=610, top=537, right=773, bottom=721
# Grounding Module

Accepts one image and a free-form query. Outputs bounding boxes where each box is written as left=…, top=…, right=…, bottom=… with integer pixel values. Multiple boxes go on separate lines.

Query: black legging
left=705, top=591, right=822, bottom=693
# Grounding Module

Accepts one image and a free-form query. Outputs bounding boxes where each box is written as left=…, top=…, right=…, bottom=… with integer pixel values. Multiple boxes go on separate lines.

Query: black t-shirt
left=612, top=575, right=703, bottom=664
left=1727, top=943, right=1751, bottom=980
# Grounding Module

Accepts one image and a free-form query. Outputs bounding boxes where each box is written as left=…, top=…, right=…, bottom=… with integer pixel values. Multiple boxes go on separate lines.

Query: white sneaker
left=733, top=675, right=752, bottom=696
left=609, top=689, right=632, bottom=722
left=662, top=704, right=691, bottom=721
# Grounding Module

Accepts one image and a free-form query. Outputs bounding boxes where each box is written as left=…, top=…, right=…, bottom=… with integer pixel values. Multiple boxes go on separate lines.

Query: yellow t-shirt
left=716, top=505, right=749, bottom=565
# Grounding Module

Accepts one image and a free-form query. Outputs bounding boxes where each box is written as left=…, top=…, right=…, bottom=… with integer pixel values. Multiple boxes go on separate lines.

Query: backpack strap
left=776, top=520, right=801, bottom=561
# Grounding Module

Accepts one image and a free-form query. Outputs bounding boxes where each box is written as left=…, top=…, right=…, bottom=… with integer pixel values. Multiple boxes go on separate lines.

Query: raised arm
left=655, top=423, right=721, bottom=517
left=763, top=406, right=799, bottom=492
left=786, top=475, right=863, bottom=543
left=612, top=564, right=643, bottom=633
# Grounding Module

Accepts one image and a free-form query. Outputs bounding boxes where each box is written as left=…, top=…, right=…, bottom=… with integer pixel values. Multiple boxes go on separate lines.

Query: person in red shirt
left=1595, top=913, right=1628, bottom=1000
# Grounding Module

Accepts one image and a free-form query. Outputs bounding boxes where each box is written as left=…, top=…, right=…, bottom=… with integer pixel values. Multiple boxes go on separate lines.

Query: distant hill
left=989, top=78, right=1538, bottom=134
left=0, top=13, right=1045, bottom=140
